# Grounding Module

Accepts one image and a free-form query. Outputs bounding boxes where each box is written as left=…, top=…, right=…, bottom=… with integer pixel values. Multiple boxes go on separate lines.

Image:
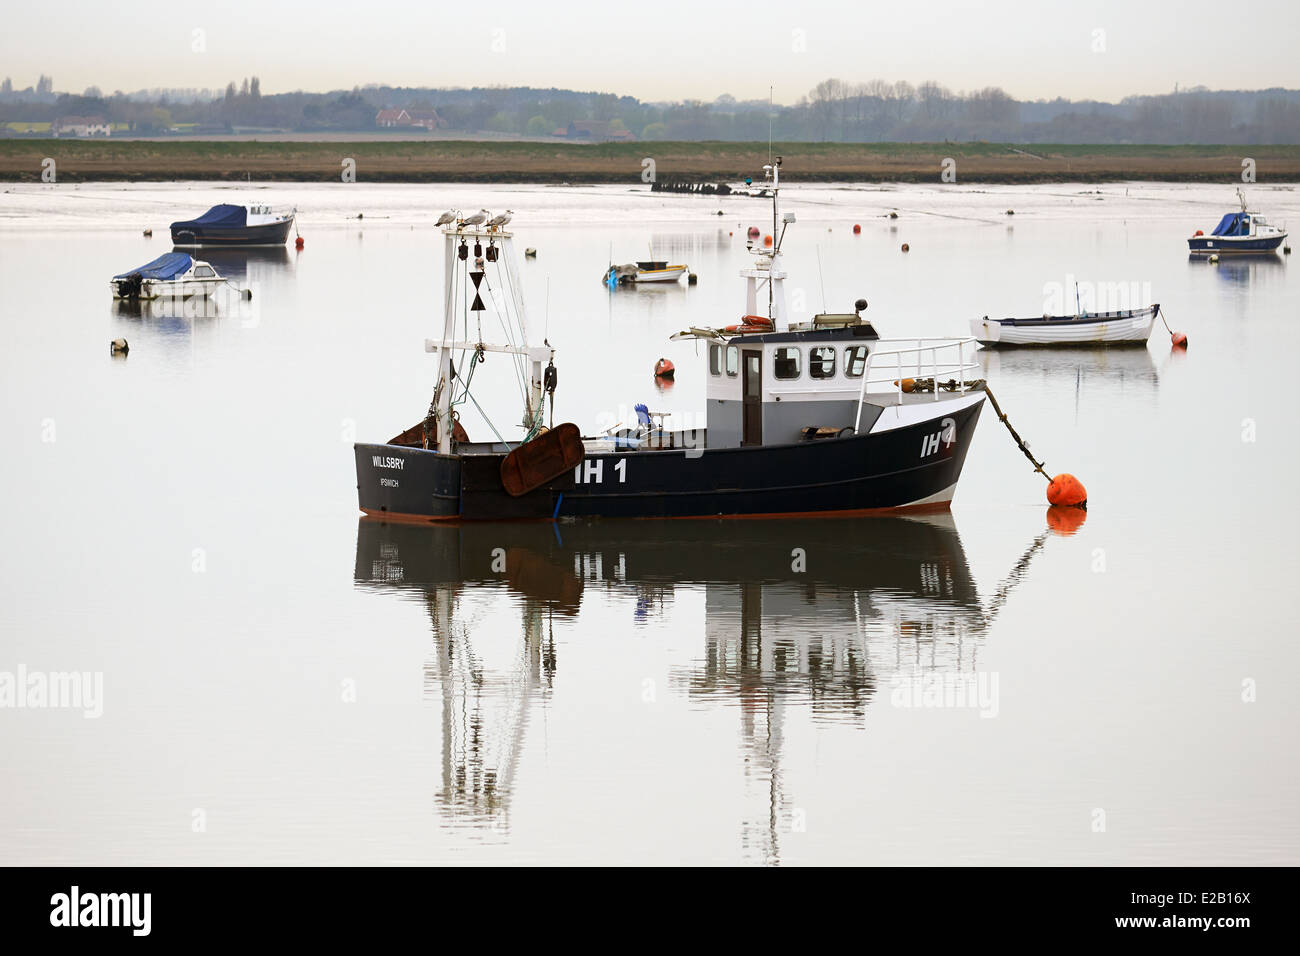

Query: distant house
left=53, top=116, right=110, bottom=137
left=376, top=109, right=411, bottom=127
left=407, top=109, right=443, bottom=130
left=553, top=120, right=634, bottom=142
left=376, top=108, right=443, bottom=130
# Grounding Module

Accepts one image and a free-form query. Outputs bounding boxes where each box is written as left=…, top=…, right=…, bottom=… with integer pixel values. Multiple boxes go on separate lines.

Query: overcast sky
left=4, top=0, right=1298, bottom=102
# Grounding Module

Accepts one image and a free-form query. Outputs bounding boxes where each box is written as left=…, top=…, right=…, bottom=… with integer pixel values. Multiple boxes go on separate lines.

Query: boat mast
left=435, top=228, right=458, bottom=454
left=741, top=155, right=788, bottom=329
left=429, top=218, right=550, bottom=452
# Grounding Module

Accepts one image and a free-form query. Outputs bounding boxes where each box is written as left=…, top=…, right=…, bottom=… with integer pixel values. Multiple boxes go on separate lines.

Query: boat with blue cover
left=1188, top=189, right=1287, bottom=254
left=110, top=252, right=226, bottom=299
left=170, top=202, right=296, bottom=247
left=353, top=161, right=988, bottom=522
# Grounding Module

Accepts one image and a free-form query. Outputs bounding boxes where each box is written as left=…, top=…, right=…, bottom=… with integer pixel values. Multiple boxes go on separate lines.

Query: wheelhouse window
left=193, top=266, right=214, bottom=278
left=809, top=346, right=836, bottom=379
left=725, top=345, right=739, bottom=376
left=845, top=345, right=869, bottom=377
left=773, top=347, right=801, bottom=380
left=709, top=344, right=722, bottom=376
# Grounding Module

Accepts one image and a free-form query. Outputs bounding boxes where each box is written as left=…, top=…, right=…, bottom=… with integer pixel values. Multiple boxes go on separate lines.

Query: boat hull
left=355, top=395, right=984, bottom=522
left=633, top=265, right=687, bottom=283
left=110, top=277, right=225, bottom=299
left=971, top=307, right=1157, bottom=347
left=170, top=216, right=294, bottom=247
left=1188, top=233, right=1285, bottom=254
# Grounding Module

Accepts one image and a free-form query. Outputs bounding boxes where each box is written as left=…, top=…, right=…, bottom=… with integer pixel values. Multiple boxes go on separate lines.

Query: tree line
left=1, top=75, right=1298, bottom=143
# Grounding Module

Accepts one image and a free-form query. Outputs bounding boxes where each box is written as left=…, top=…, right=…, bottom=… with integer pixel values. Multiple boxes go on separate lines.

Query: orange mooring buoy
left=1046, top=473, right=1087, bottom=508
left=295, top=236, right=305, bottom=249
left=654, top=357, right=675, bottom=380
left=763, top=234, right=773, bottom=246
left=901, top=242, right=910, bottom=252
left=1156, top=305, right=1185, bottom=348
left=853, top=223, right=861, bottom=234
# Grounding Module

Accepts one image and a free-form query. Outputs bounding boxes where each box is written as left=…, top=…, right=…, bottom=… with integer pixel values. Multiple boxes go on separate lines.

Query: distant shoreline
left=2, top=139, right=1299, bottom=184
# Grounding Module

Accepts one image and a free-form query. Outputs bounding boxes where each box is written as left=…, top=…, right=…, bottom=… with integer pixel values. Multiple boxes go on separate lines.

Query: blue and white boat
left=110, top=253, right=225, bottom=299
left=1188, top=190, right=1287, bottom=254
left=170, top=202, right=296, bottom=247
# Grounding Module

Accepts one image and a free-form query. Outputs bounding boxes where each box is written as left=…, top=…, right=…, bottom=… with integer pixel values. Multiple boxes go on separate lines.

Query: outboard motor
left=115, top=273, right=144, bottom=299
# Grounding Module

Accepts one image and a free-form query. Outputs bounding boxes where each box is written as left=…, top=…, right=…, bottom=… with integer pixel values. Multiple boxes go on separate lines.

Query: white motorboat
left=110, top=252, right=227, bottom=300
left=604, top=260, right=689, bottom=286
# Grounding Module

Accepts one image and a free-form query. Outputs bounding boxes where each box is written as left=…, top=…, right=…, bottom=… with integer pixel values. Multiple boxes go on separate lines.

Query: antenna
left=816, top=245, right=827, bottom=312
left=545, top=276, right=550, bottom=340
left=768, top=86, right=773, bottom=165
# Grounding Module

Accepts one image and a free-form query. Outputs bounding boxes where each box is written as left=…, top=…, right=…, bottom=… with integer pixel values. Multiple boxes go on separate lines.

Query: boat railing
left=854, top=337, right=981, bottom=428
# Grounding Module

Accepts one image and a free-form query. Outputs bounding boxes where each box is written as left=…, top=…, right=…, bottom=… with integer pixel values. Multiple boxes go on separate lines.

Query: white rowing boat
left=971, top=305, right=1159, bottom=347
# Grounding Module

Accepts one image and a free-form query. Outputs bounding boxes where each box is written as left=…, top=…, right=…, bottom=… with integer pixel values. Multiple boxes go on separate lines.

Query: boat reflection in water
left=353, top=514, right=1059, bottom=859
left=188, top=245, right=292, bottom=283
left=111, top=295, right=226, bottom=344
left=979, top=344, right=1159, bottom=392
left=1193, top=251, right=1286, bottom=287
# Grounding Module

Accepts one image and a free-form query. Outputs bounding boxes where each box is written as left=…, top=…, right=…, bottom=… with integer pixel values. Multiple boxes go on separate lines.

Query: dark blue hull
left=1188, top=234, right=1284, bottom=254
left=354, top=398, right=984, bottom=522
left=170, top=217, right=294, bottom=247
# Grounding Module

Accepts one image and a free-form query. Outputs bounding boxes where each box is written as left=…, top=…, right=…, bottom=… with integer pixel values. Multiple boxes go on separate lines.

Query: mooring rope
left=982, top=384, right=1050, bottom=482
left=1156, top=304, right=1175, bottom=335
left=906, top=377, right=1050, bottom=481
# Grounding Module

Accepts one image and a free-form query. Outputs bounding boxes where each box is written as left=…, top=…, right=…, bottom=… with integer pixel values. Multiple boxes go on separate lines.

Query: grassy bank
left=2, top=139, right=1299, bottom=183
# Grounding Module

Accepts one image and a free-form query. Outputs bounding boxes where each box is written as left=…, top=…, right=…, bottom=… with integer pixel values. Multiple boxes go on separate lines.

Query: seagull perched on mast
left=435, top=209, right=458, bottom=227
left=488, top=209, right=514, bottom=230
left=460, top=209, right=489, bottom=228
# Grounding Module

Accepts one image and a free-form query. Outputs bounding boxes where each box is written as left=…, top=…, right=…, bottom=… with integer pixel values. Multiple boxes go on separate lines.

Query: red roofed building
left=376, top=109, right=411, bottom=127
left=407, top=110, right=443, bottom=130
left=376, top=108, right=443, bottom=130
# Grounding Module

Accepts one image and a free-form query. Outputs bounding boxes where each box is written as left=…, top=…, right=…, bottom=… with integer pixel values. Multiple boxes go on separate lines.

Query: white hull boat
left=605, top=260, right=689, bottom=286
left=633, top=264, right=687, bottom=283
left=971, top=305, right=1159, bottom=347
left=111, top=253, right=226, bottom=300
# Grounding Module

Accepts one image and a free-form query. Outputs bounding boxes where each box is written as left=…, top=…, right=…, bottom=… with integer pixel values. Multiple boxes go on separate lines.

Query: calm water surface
left=1, top=180, right=1297, bottom=864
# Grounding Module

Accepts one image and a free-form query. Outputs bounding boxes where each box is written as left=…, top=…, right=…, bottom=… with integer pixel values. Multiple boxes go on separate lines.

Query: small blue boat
left=170, top=202, right=295, bottom=247
left=1188, top=190, right=1287, bottom=254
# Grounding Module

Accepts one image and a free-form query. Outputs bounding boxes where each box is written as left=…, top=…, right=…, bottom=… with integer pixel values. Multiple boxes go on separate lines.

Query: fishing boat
left=970, top=304, right=1160, bottom=348
left=170, top=202, right=296, bottom=247
left=1188, top=189, right=1287, bottom=254
left=354, top=157, right=987, bottom=521
left=110, top=252, right=226, bottom=299
left=604, top=260, right=689, bottom=286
